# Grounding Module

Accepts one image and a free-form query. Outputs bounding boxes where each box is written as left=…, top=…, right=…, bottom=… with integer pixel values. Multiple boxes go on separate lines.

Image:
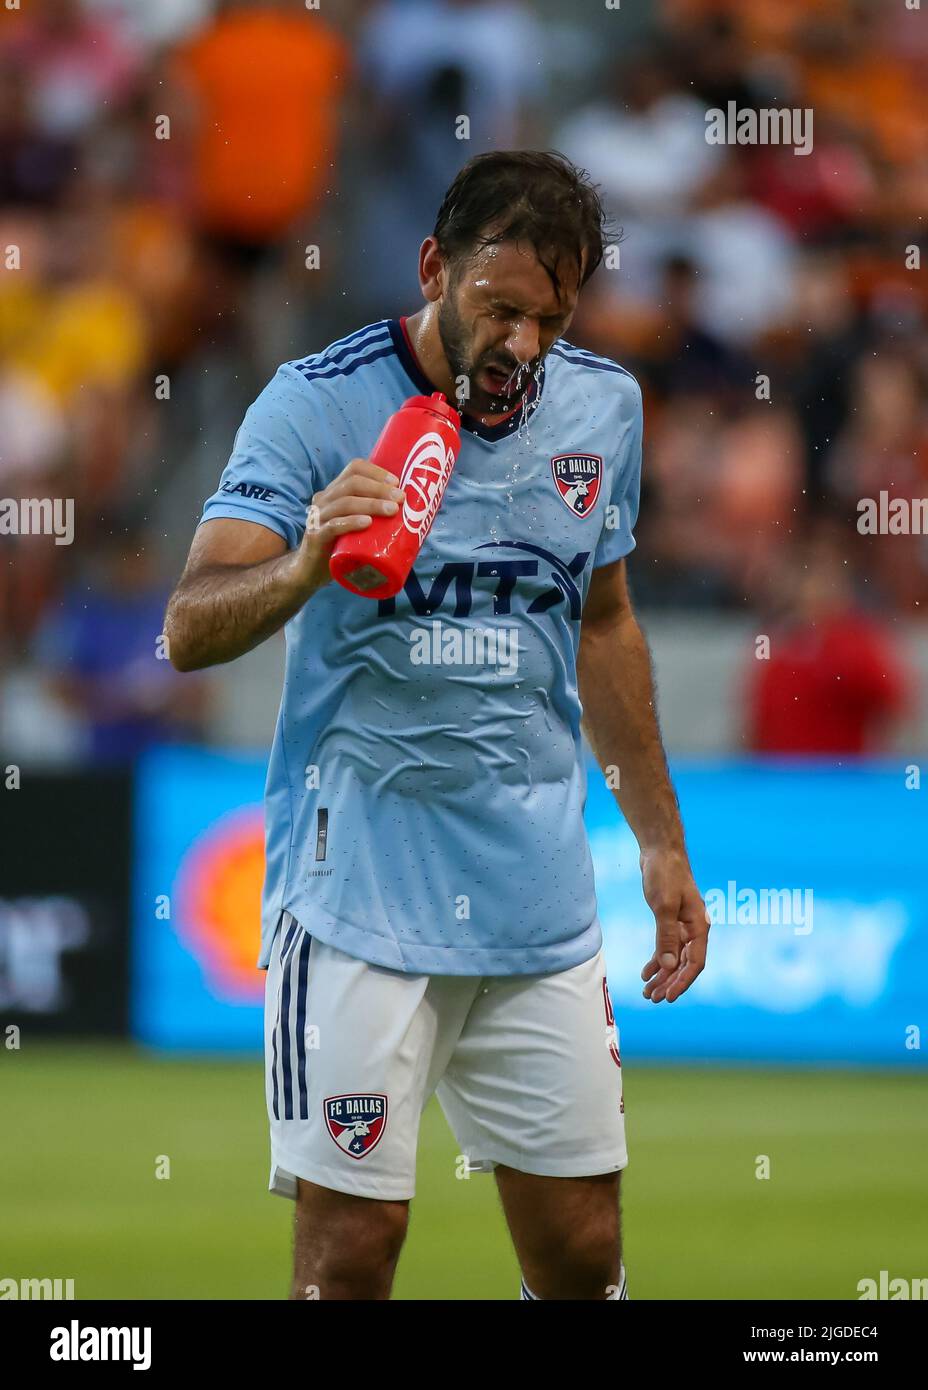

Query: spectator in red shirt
left=745, top=523, right=911, bottom=755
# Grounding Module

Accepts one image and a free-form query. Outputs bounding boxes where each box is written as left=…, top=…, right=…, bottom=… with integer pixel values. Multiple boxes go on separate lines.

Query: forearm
left=578, top=612, right=686, bottom=855
left=164, top=549, right=317, bottom=671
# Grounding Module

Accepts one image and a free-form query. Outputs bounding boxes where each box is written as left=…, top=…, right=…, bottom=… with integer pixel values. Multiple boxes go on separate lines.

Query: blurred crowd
left=1, top=0, right=926, bottom=762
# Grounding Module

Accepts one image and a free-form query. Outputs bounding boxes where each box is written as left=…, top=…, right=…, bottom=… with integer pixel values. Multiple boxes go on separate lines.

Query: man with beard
left=165, top=150, right=708, bottom=1301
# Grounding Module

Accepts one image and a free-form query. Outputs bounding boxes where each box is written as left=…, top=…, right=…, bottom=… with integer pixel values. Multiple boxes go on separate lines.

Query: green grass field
left=2, top=1044, right=925, bottom=1300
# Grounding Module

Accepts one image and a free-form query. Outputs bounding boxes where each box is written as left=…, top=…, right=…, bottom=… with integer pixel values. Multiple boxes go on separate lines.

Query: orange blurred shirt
left=176, top=11, right=348, bottom=243
left=659, top=0, right=845, bottom=48
left=802, top=56, right=928, bottom=166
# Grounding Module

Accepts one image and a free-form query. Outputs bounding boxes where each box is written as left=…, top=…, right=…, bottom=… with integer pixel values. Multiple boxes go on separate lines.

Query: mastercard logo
left=175, top=806, right=266, bottom=1001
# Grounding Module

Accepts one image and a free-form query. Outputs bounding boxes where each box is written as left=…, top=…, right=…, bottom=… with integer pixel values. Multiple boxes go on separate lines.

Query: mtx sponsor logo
left=377, top=542, right=590, bottom=620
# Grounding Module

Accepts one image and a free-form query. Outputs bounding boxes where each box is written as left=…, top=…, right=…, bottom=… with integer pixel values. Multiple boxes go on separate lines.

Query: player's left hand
left=639, top=848, right=709, bottom=1003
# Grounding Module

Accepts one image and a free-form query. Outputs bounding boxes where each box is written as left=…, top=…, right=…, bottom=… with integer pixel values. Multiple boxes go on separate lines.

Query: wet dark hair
left=433, top=150, right=612, bottom=296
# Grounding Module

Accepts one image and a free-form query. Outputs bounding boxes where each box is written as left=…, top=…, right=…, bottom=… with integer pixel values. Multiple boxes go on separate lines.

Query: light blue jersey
left=200, top=319, right=642, bottom=975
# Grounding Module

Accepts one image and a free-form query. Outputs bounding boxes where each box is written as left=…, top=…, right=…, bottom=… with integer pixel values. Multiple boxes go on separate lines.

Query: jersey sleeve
left=592, top=376, right=643, bottom=569
left=199, top=364, right=319, bottom=549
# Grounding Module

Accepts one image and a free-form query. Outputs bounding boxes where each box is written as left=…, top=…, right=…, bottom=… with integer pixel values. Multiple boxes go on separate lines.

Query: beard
left=437, top=295, right=538, bottom=415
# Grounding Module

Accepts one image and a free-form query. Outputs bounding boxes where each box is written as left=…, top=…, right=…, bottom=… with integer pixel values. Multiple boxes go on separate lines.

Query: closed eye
left=490, top=304, right=565, bottom=330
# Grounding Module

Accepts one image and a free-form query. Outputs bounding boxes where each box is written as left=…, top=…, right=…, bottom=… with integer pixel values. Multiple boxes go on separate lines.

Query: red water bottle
left=329, top=392, right=462, bottom=599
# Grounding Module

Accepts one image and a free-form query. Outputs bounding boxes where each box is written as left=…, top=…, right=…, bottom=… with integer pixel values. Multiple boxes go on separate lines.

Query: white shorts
left=264, top=911, right=628, bottom=1201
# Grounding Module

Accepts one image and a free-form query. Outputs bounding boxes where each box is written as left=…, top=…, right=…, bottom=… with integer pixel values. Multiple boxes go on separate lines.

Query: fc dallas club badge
left=324, top=1094, right=388, bottom=1159
left=551, top=453, right=603, bottom=518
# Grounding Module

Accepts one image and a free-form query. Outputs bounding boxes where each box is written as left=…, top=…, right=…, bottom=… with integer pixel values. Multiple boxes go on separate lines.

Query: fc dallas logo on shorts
left=601, top=978, right=621, bottom=1069
left=324, top=1094, right=388, bottom=1159
left=551, top=453, right=602, bottom=518
left=601, top=977, right=624, bottom=1114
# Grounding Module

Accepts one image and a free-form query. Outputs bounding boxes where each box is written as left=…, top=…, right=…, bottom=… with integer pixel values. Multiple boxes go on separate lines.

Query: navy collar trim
left=387, top=319, right=544, bottom=442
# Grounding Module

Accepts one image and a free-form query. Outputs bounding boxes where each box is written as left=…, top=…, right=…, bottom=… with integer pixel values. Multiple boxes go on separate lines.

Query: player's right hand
left=295, top=457, right=405, bottom=592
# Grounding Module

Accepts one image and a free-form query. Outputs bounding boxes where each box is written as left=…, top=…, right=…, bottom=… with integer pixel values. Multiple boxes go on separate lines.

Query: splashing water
left=499, top=358, right=528, bottom=400
left=516, top=360, right=544, bottom=442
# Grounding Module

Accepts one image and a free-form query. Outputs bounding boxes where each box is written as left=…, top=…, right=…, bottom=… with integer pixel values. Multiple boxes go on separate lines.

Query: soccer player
left=165, top=151, right=709, bottom=1301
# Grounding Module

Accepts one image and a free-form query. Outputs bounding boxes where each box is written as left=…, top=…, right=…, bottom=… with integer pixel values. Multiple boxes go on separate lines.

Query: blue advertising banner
left=589, top=763, right=926, bottom=1067
left=133, top=748, right=927, bottom=1065
left=133, top=747, right=267, bottom=1050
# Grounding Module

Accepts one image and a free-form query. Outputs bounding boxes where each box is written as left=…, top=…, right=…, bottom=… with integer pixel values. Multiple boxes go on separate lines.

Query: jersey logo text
left=377, top=542, right=590, bottom=621
left=399, top=432, right=456, bottom=541
left=324, top=1094, right=388, bottom=1159
left=220, top=481, right=277, bottom=502
left=551, top=453, right=602, bottom=517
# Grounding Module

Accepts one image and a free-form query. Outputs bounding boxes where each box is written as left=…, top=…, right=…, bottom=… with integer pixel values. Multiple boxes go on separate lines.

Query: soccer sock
left=520, top=1263, right=628, bottom=1300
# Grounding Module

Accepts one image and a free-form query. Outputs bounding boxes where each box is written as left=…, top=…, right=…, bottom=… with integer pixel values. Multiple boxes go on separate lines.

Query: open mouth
left=482, top=363, right=521, bottom=397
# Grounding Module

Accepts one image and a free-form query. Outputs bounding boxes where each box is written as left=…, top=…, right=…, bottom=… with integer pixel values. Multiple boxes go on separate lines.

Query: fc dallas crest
left=551, top=453, right=603, bottom=518
left=324, top=1093, right=388, bottom=1159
